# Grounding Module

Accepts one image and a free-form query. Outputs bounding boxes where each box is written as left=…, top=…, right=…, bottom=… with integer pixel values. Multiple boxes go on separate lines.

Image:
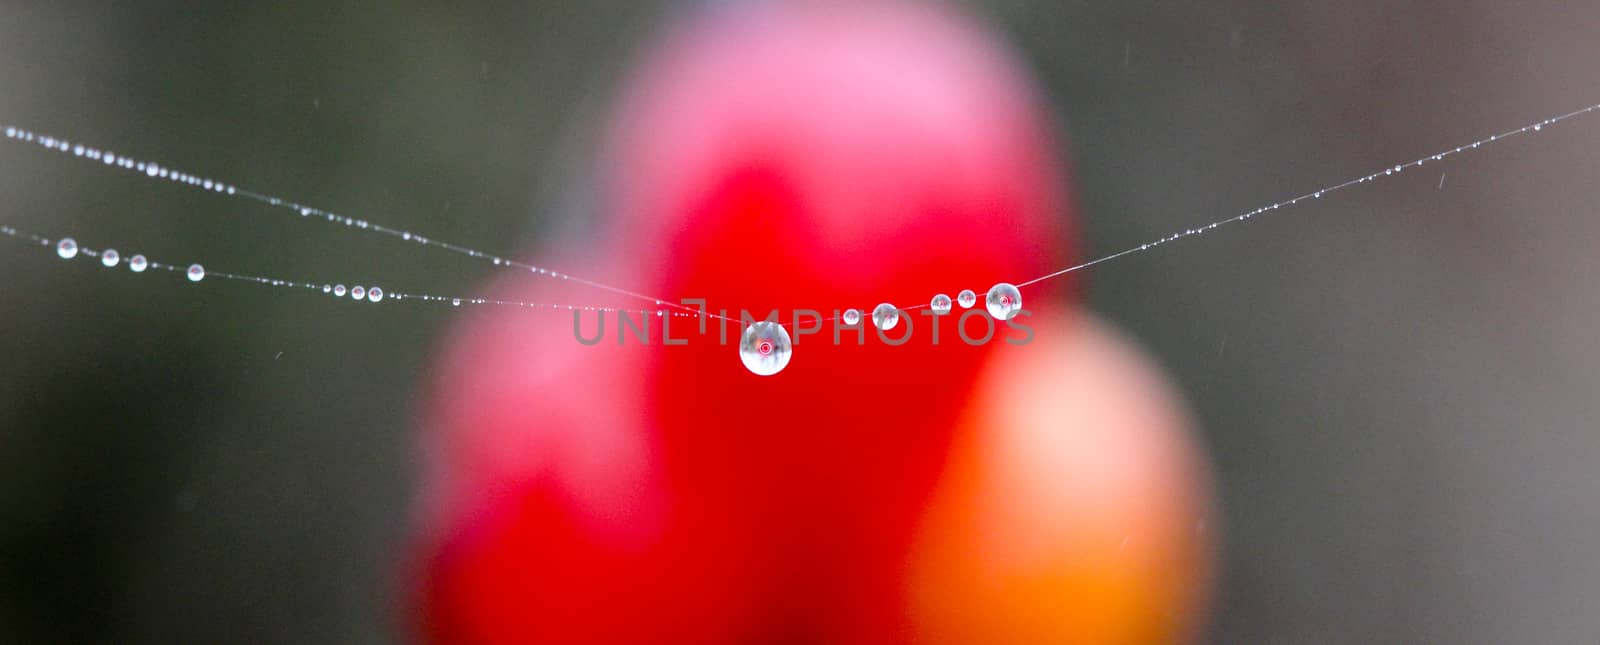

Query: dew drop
left=56, top=237, right=78, bottom=259
left=985, top=282, right=1022, bottom=320
left=367, top=287, right=384, bottom=303
left=452, top=298, right=461, bottom=307
left=842, top=308, right=861, bottom=326
left=321, top=284, right=331, bottom=293
left=186, top=263, right=205, bottom=282
left=1534, top=124, right=1542, bottom=131
left=128, top=254, right=148, bottom=273
left=956, top=289, right=977, bottom=309
left=739, top=321, right=792, bottom=376
left=872, top=303, right=900, bottom=331
left=100, top=248, right=119, bottom=267
left=351, top=285, right=366, bottom=300
left=333, top=284, right=347, bottom=297
left=930, top=293, right=952, bottom=314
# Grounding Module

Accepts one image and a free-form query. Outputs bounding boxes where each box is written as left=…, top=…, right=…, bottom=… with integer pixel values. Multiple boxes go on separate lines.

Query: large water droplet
left=367, top=287, right=384, bottom=303
left=739, top=321, right=792, bottom=376
left=185, top=264, right=206, bottom=282
left=333, top=284, right=347, bottom=297
left=128, top=254, right=148, bottom=273
left=985, top=282, right=1022, bottom=320
left=841, top=308, right=861, bottom=326
left=872, top=303, right=899, bottom=330
left=930, top=293, right=952, bottom=314
left=956, top=289, right=977, bottom=309
left=56, top=237, right=78, bottom=259
left=100, top=248, right=119, bottom=267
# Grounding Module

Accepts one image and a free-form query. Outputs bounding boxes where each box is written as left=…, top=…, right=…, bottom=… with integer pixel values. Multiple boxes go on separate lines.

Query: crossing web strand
left=0, top=124, right=730, bottom=321
left=3, top=100, right=1599, bottom=334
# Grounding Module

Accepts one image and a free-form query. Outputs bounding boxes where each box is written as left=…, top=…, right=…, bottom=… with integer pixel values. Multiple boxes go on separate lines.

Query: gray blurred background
left=2, top=1, right=1598, bottom=642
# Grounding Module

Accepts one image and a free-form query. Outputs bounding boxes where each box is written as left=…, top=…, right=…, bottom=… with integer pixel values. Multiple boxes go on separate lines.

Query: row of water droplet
left=53, top=236, right=200, bottom=280
left=741, top=283, right=1026, bottom=376
left=842, top=283, right=1024, bottom=334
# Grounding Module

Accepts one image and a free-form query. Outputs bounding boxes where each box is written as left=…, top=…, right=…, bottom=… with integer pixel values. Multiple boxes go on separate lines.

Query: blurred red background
left=413, top=2, right=1214, bottom=642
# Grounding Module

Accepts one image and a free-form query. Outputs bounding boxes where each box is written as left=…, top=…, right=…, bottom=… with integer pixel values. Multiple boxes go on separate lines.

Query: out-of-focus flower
left=412, top=2, right=1213, bottom=642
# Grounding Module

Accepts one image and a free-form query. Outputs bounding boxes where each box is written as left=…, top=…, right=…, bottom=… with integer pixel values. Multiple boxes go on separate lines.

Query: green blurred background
left=2, top=1, right=1599, bottom=642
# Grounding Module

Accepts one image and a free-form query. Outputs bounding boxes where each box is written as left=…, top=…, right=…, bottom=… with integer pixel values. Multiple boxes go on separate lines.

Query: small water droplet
left=872, top=303, right=900, bottom=331
left=1534, top=124, right=1542, bottom=131
left=56, top=237, right=78, bottom=259
left=321, top=284, right=331, bottom=293
left=186, top=264, right=205, bottom=282
left=930, top=293, right=952, bottom=314
left=367, top=287, right=384, bottom=303
left=842, top=308, right=862, bottom=326
left=351, top=285, right=366, bottom=300
left=100, top=248, right=119, bottom=267
left=986, top=283, right=1022, bottom=320
left=333, top=284, right=347, bottom=297
left=739, top=321, right=792, bottom=376
left=956, top=289, right=977, bottom=309
left=452, top=298, right=461, bottom=307
left=128, top=254, right=148, bottom=273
